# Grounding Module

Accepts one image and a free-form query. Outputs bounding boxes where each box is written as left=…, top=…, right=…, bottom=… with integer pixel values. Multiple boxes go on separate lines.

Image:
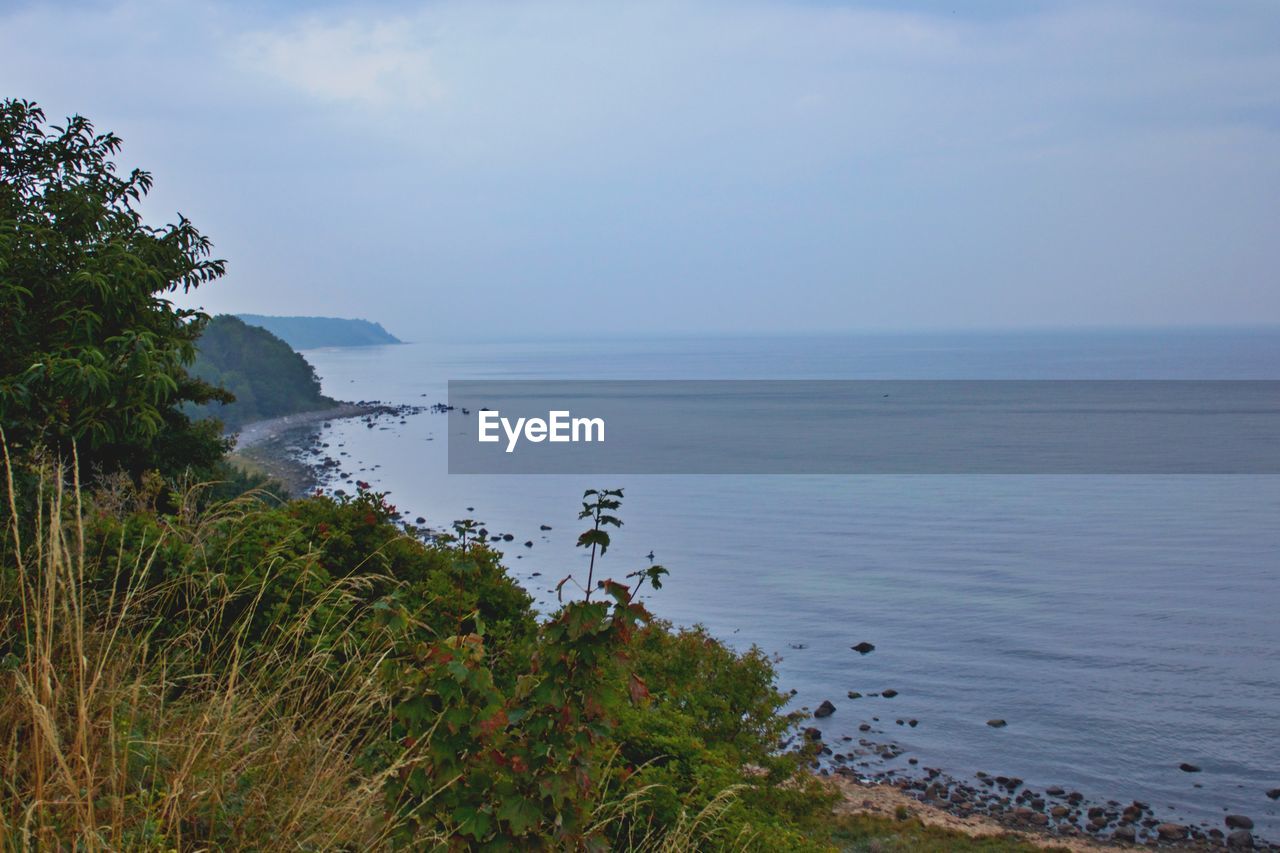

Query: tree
left=0, top=98, right=230, bottom=478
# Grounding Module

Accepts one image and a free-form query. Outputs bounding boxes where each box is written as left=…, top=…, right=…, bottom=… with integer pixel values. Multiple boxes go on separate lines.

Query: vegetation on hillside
left=1, top=465, right=837, bottom=848
left=189, top=315, right=336, bottom=429
left=236, top=314, right=402, bottom=349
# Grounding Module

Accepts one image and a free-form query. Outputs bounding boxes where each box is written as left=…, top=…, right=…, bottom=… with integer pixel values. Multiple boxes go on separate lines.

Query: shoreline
left=830, top=776, right=1107, bottom=851
left=828, top=773, right=1273, bottom=851
left=229, top=403, right=380, bottom=494
left=228, top=401, right=431, bottom=495
left=231, top=403, right=376, bottom=451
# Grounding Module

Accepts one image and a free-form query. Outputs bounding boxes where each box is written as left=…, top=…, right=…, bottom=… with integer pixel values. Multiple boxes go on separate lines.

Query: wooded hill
left=189, top=315, right=335, bottom=429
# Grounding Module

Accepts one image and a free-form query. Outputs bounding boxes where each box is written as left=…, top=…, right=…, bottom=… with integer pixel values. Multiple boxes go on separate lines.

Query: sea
left=298, top=329, right=1280, bottom=837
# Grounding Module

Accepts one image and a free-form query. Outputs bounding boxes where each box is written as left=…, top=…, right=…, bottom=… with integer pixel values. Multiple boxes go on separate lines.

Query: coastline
left=828, top=775, right=1272, bottom=851
left=830, top=777, right=1105, bottom=851
left=229, top=403, right=378, bottom=494
left=228, top=401, right=430, bottom=495
left=232, top=403, right=375, bottom=451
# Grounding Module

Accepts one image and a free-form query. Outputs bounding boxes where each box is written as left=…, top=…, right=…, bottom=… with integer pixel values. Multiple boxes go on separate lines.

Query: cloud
left=238, top=15, right=444, bottom=108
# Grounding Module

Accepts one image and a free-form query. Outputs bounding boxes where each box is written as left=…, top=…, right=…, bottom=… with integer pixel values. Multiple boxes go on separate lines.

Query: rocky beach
left=820, top=747, right=1274, bottom=850
left=229, top=400, right=429, bottom=494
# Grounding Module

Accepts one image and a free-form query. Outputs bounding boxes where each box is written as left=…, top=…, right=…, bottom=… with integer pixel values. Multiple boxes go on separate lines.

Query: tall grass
left=0, top=453, right=403, bottom=850
left=590, top=781, right=757, bottom=852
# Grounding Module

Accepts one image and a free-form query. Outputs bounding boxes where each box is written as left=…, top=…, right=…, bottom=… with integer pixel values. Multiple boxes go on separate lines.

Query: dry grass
left=0, top=452, right=404, bottom=851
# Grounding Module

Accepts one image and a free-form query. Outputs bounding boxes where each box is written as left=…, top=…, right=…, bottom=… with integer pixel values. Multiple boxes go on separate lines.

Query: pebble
left=851, top=642, right=876, bottom=654
left=814, top=700, right=836, bottom=718
left=1226, top=815, right=1254, bottom=830
left=1228, top=829, right=1255, bottom=849
left=986, top=719, right=1007, bottom=728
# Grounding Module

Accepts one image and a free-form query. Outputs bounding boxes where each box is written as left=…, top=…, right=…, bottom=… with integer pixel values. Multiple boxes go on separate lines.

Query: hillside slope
left=189, top=315, right=336, bottom=429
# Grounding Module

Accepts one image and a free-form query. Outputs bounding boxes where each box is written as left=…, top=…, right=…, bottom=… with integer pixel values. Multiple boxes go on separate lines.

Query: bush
left=614, top=623, right=834, bottom=850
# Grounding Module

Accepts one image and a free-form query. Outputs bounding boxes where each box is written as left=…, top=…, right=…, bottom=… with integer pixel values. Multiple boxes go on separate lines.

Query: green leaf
left=495, top=795, right=542, bottom=835
left=453, top=805, right=492, bottom=840
left=577, top=529, right=610, bottom=553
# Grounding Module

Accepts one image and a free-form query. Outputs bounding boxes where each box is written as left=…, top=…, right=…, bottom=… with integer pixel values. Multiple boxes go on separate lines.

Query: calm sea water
left=303, top=330, right=1280, bottom=836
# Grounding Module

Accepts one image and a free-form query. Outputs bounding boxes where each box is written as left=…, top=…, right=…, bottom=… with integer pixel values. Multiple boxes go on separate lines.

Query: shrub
left=615, top=623, right=834, bottom=850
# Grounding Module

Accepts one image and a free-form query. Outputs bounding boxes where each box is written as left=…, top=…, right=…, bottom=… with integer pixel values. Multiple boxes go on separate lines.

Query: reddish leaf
left=628, top=673, right=650, bottom=705
left=478, top=708, right=508, bottom=737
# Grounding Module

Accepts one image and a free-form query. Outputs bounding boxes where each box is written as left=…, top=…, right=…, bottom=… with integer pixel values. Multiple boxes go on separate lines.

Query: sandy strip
left=829, top=776, right=1111, bottom=852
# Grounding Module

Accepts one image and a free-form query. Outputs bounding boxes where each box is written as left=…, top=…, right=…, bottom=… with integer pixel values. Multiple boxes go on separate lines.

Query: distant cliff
left=235, top=314, right=403, bottom=349
left=189, top=315, right=337, bottom=429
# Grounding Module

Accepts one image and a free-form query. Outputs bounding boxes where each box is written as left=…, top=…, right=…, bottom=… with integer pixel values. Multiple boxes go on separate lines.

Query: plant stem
left=584, top=509, right=600, bottom=601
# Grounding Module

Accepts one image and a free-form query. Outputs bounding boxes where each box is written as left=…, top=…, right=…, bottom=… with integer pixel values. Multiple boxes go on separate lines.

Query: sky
left=3, top=0, right=1278, bottom=338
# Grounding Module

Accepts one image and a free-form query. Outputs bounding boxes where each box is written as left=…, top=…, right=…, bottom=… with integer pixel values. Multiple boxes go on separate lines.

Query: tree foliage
left=0, top=98, right=228, bottom=478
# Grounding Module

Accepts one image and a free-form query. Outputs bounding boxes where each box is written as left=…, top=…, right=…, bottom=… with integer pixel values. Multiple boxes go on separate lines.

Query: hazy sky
left=3, top=0, right=1278, bottom=338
